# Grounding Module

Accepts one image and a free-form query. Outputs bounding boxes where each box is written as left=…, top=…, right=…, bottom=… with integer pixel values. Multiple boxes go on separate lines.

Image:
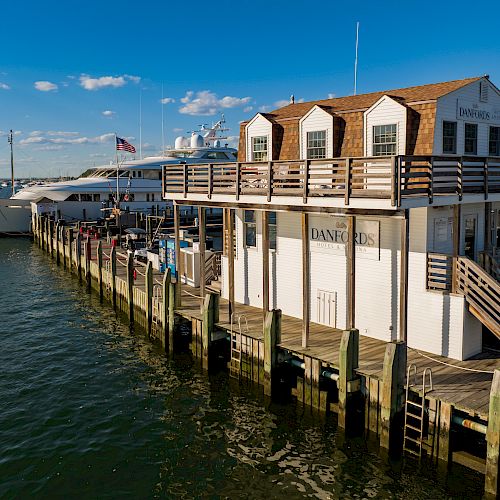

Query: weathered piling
left=338, top=328, right=360, bottom=428
left=127, top=253, right=134, bottom=323
left=379, top=341, right=407, bottom=452
left=97, top=240, right=103, bottom=301
left=485, top=369, right=500, bottom=498
left=76, top=233, right=82, bottom=281
left=168, top=282, right=176, bottom=350
left=263, top=309, right=281, bottom=397
left=161, top=268, right=171, bottom=352
left=110, top=246, right=117, bottom=309
left=145, top=261, right=153, bottom=335
left=85, top=238, right=91, bottom=290
left=201, top=292, right=218, bottom=370
left=67, top=228, right=73, bottom=271
left=55, top=222, right=61, bottom=265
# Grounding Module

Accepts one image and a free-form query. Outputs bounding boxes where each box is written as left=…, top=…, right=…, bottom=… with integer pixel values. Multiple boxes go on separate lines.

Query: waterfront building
left=162, top=76, right=500, bottom=361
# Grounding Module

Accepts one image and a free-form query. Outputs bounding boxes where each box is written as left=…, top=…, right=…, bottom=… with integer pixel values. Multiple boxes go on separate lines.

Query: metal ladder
left=230, top=314, right=252, bottom=378
left=152, top=285, right=162, bottom=329
left=403, top=364, right=433, bottom=459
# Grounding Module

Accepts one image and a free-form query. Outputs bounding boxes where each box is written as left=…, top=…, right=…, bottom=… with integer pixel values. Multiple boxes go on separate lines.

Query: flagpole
left=115, top=133, right=119, bottom=207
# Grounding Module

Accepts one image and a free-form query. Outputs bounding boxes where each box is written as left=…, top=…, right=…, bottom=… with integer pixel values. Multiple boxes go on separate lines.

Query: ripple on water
left=0, top=240, right=484, bottom=499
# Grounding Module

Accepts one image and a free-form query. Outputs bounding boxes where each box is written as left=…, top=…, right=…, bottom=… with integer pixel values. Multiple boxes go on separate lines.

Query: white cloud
left=0, top=130, right=21, bottom=137
left=161, top=97, right=175, bottom=104
left=178, top=90, right=252, bottom=116
left=79, top=74, right=126, bottom=91
left=34, top=81, right=58, bottom=92
left=172, top=128, right=183, bottom=133
left=274, top=99, right=290, bottom=108
left=124, top=74, right=141, bottom=84
left=102, top=110, right=116, bottom=117
left=0, top=82, right=10, bottom=90
left=328, top=93, right=336, bottom=99
left=141, top=142, right=157, bottom=151
left=258, top=105, right=271, bottom=113
left=20, top=132, right=115, bottom=146
left=90, top=153, right=108, bottom=158
left=243, top=106, right=253, bottom=113
left=36, top=145, right=64, bottom=151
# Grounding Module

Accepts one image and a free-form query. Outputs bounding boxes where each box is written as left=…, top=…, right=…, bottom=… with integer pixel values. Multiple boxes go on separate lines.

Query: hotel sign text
left=309, top=216, right=380, bottom=260
left=456, top=99, right=500, bottom=123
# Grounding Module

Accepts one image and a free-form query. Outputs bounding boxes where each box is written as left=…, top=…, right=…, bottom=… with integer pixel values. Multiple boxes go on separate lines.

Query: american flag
left=116, top=136, right=136, bottom=153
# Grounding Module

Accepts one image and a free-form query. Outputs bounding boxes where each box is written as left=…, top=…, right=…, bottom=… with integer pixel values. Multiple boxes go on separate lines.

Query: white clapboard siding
left=299, top=106, right=334, bottom=159
left=245, top=114, right=273, bottom=162
left=434, top=78, right=500, bottom=156
left=364, top=96, right=407, bottom=156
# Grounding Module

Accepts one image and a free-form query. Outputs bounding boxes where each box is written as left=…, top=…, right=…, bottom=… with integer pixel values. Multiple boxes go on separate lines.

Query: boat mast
left=115, top=133, right=119, bottom=207
left=8, top=130, right=14, bottom=196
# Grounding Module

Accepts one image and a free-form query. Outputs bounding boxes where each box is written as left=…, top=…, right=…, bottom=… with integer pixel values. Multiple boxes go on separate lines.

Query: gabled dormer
left=364, top=95, right=407, bottom=157
left=245, top=113, right=274, bottom=162
left=299, top=105, right=335, bottom=159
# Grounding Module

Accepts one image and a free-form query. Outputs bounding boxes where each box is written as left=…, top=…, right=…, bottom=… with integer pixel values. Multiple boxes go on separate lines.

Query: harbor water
left=0, top=238, right=484, bottom=499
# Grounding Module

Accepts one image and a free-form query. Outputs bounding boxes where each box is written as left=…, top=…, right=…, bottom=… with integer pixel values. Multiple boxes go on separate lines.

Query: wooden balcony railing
left=162, top=155, right=500, bottom=207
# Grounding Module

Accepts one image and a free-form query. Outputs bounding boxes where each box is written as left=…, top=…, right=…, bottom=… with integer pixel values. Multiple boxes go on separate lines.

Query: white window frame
left=372, top=124, right=397, bottom=156
left=464, top=123, right=478, bottom=155
left=251, top=136, right=268, bottom=162
left=489, top=126, right=500, bottom=156
left=306, top=130, right=327, bottom=159
left=442, top=120, right=457, bottom=154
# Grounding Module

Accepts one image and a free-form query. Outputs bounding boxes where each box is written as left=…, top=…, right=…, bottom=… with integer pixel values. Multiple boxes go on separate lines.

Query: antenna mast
left=139, top=88, right=143, bottom=159
left=8, top=130, right=14, bottom=196
left=354, top=21, right=360, bottom=95
left=161, top=84, right=165, bottom=156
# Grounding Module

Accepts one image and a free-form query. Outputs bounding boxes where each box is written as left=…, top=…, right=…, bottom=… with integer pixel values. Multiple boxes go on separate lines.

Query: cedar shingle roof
left=263, top=77, right=482, bottom=120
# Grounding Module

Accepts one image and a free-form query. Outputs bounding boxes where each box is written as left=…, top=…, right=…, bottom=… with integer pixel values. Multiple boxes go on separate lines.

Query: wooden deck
left=177, top=283, right=499, bottom=419
left=91, top=237, right=499, bottom=420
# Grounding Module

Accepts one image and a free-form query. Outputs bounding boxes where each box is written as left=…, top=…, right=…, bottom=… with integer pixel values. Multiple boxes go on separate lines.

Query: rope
left=408, top=347, right=496, bottom=374
left=182, top=289, right=201, bottom=299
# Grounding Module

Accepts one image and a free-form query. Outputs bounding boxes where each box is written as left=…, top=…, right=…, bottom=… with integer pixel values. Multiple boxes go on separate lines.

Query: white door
left=316, top=290, right=336, bottom=327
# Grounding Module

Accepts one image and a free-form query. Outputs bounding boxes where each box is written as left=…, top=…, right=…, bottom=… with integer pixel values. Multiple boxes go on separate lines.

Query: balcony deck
left=162, top=155, right=500, bottom=210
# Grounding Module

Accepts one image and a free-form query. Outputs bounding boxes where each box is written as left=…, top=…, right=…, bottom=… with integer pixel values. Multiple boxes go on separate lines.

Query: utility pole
left=8, top=130, right=14, bottom=196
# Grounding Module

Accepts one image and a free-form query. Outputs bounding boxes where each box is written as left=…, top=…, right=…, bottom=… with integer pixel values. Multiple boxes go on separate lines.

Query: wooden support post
left=145, top=261, right=153, bottom=335
left=162, top=268, right=171, bottom=352
left=485, top=369, right=500, bottom=498
left=227, top=208, right=235, bottom=319
left=168, top=282, right=176, bottom=349
left=76, top=232, right=82, bottom=281
left=110, top=246, right=117, bottom=309
left=49, top=219, right=54, bottom=258
left=263, top=309, right=281, bottom=397
left=85, top=237, right=91, bottom=291
left=346, top=216, right=356, bottom=329
left=338, top=328, right=360, bottom=429
left=485, top=202, right=492, bottom=252
left=97, top=240, right=103, bottom=300
left=451, top=204, right=461, bottom=294
left=379, top=341, right=407, bottom=451
left=68, top=229, right=73, bottom=272
left=55, top=222, right=61, bottom=264
left=202, top=292, right=217, bottom=370
left=302, top=213, right=310, bottom=348
left=437, top=401, right=452, bottom=463
left=199, top=206, right=206, bottom=301
left=127, top=252, right=135, bottom=323
left=262, top=210, right=269, bottom=318
left=399, top=210, right=409, bottom=342
left=173, top=203, right=181, bottom=308
left=62, top=226, right=67, bottom=269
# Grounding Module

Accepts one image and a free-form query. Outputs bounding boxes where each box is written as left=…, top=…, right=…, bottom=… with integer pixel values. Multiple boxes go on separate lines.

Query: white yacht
left=0, top=120, right=236, bottom=234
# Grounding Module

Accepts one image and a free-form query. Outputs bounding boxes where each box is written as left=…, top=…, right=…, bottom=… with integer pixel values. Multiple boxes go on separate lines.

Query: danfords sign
left=456, top=99, right=500, bottom=123
left=309, top=216, right=380, bottom=260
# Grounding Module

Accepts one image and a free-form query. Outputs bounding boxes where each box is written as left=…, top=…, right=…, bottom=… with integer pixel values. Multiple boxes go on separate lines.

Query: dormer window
left=306, top=131, right=326, bottom=159
left=252, top=136, right=268, bottom=162
left=372, top=124, right=397, bottom=156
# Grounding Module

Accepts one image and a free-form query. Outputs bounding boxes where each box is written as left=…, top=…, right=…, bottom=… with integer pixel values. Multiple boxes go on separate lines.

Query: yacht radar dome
left=175, top=136, right=186, bottom=149
left=191, top=133, right=204, bottom=148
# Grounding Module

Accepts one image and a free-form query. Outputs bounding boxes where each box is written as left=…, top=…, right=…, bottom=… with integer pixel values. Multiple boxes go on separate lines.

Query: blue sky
left=1, top=0, right=499, bottom=178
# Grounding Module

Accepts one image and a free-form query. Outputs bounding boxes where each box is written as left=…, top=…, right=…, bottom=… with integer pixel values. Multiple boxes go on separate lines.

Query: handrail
left=479, top=251, right=500, bottom=281
left=163, top=155, right=500, bottom=207
left=455, top=256, right=500, bottom=337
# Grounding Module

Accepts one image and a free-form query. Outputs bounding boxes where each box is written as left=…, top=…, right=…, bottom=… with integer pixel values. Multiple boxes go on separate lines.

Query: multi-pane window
left=464, top=123, right=478, bottom=155
left=442, top=121, right=457, bottom=154
left=252, top=136, right=268, bottom=162
left=489, top=126, right=500, bottom=156
left=372, top=124, right=397, bottom=156
left=244, top=210, right=256, bottom=248
left=269, top=212, right=277, bottom=250
left=306, top=130, right=327, bottom=159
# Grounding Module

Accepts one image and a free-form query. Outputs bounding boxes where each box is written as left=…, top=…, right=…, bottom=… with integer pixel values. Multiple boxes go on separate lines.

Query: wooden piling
left=61, top=226, right=67, bottom=269
left=162, top=268, right=171, bottom=352
left=145, top=261, right=153, bottom=335
left=379, top=341, right=407, bottom=451
left=437, top=401, right=452, bottom=463
left=68, top=229, right=73, bottom=272
left=168, top=282, right=176, bottom=348
left=263, top=309, right=281, bottom=397
left=76, top=233, right=82, bottom=281
left=485, top=369, right=500, bottom=498
left=109, top=246, right=116, bottom=307
left=338, top=328, right=360, bottom=428
left=55, top=223, right=60, bottom=265
left=127, top=252, right=134, bottom=324
left=85, top=238, right=91, bottom=290
left=97, top=240, right=103, bottom=301
left=202, top=292, right=217, bottom=370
